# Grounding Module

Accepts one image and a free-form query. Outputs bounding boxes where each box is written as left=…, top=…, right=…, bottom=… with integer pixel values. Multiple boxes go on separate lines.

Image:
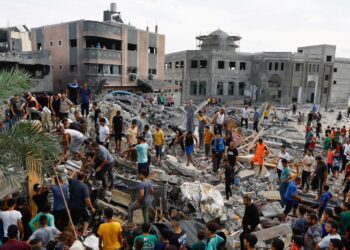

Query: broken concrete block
left=238, top=169, right=255, bottom=180
left=253, top=224, right=292, bottom=241
left=111, top=189, right=132, bottom=207
left=260, top=202, right=284, bottom=218
left=260, top=190, right=281, bottom=201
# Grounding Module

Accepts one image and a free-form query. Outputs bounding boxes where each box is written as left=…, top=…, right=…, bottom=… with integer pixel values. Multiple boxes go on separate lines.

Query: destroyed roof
left=137, top=79, right=180, bottom=91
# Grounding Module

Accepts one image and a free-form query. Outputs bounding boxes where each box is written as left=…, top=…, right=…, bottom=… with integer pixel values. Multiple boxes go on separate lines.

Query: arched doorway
left=267, top=74, right=282, bottom=102
left=306, top=81, right=316, bottom=103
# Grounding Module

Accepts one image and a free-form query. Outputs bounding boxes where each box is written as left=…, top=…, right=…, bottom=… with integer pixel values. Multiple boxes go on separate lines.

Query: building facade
left=165, top=29, right=350, bottom=107
left=30, top=4, right=165, bottom=94
left=0, top=26, right=53, bottom=93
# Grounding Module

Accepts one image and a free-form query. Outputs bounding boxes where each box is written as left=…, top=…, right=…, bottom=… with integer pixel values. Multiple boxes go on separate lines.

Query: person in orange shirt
left=327, top=148, right=334, bottom=175
left=204, top=126, right=214, bottom=161
left=250, top=138, right=268, bottom=175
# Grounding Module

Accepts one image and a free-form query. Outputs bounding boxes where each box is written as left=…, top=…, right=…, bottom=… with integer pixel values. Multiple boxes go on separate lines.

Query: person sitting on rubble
left=127, top=169, right=154, bottom=226
left=184, top=131, right=198, bottom=167
left=243, top=234, right=257, bottom=250
left=250, top=138, right=268, bottom=176
left=168, top=125, right=185, bottom=154
left=281, top=176, right=304, bottom=222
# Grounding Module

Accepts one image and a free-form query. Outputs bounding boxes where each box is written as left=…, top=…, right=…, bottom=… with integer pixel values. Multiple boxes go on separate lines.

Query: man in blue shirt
left=281, top=176, right=303, bottom=222
left=78, top=83, right=91, bottom=119
left=124, top=136, right=149, bottom=175
left=318, top=184, right=332, bottom=218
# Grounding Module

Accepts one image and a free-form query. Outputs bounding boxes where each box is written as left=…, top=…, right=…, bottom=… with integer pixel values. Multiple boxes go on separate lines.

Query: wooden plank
left=111, top=189, right=132, bottom=207
left=246, top=128, right=265, bottom=152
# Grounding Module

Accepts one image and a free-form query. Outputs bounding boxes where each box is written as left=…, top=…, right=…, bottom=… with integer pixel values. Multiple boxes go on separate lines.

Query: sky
left=2, top=0, right=350, bottom=57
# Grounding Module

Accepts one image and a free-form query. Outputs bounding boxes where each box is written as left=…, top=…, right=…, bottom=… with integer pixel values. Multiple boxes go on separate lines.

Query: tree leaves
left=0, top=68, right=31, bottom=100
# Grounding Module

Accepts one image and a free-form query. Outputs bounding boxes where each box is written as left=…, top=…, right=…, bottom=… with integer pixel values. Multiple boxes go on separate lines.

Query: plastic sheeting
left=181, top=182, right=224, bottom=219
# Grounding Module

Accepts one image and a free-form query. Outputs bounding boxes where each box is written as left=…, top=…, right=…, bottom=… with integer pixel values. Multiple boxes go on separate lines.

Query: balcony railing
left=83, top=48, right=121, bottom=65
left=83, top=21, right=122, bottom=39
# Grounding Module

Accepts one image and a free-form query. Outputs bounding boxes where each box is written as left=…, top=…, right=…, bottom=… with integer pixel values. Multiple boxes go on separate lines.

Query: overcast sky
left=3, top=0, right=350, bottom=57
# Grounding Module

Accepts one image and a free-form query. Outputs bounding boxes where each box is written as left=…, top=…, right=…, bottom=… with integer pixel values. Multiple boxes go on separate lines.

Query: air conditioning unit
left=148, top=74, right=154, bottom=80
left=129, top=73, right=136, bottom=81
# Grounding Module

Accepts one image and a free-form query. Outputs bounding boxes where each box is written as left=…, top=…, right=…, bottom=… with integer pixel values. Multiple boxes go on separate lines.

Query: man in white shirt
left=316, top=219, right=341, bottom=250
left=241, top=106, right=249, bottom=129
left=0, top=199, right=23, bottom=240
left=342, top=139, right=350, bottom=171
left=213, top=108, right=225, bottom=136
left=277, top=145, right=290, bottom=178
left=98, top=117, right=110, bottom=149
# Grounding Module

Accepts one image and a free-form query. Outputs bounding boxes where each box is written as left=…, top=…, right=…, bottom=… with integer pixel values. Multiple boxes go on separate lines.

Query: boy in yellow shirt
left=153, top=124, right=165, bottom=165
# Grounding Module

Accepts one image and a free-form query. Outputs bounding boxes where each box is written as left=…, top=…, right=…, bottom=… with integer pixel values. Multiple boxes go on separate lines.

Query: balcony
left=86, top=75, right=122, bottom=86
left=83, top=21, right=122, bottom=40
left=83, top=48, right=121, bottom=65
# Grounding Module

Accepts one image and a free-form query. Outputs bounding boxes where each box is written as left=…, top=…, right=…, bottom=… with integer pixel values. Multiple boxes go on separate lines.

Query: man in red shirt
left=0, top=225, right=30, bottom=250
left=340, top=126, right=347, bottom=144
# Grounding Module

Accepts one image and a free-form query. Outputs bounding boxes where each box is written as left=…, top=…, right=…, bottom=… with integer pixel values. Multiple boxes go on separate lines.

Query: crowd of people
left=2, top=79, right=350, bottom=250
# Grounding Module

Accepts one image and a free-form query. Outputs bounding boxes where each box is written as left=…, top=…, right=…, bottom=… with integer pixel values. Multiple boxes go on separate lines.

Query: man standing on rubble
left=240, top=195, right=260, bottom=250
left=112, top=110, right=124, bottom=153
left=312, top=156, right=328, bottom=199
left=253, top=107, right=260, bottom=132
left=241, top=105, right=249, bottom=129
left=250, top=138, right=268, bottom=176
left=154, top=124, right=165, bottom=166
left=212, top=131, right=225, bottom=173
left=277, top=145, right=291, bottom=178
left=279, top=159, right=293, bottom=207
left=185, top=100, right=195, bottom=132
left=128, top=119, right=139, bottom=162
left=281, top=176, right=303, bottom=222
left=197, top=110, right=209, bottom=148
left=124, top=136, right=149, bottom=174
left=127, top=169, right=154, bottom=225
left=213, top=108, right=225, bottom=136
left=92, top=142, right=115, bottom=188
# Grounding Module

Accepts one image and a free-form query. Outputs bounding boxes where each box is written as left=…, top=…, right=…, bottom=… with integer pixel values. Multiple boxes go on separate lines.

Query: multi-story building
left=0, top=26, right=53, bottom=93
left=30, top=3, right=165, bottom=94
left=165, top=29, right=350, bottom=107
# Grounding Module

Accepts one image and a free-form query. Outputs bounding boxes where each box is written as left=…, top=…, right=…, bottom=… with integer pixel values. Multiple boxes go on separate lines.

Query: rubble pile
left=61, top=96, right=349, bottom=249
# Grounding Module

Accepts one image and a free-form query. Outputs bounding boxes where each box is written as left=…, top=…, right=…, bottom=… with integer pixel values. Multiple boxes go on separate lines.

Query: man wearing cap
left=124, top=136, right=149, bottom=175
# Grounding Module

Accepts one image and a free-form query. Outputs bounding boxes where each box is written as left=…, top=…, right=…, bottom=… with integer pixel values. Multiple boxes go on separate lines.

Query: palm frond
left=0, top=68, right=31, bottom=100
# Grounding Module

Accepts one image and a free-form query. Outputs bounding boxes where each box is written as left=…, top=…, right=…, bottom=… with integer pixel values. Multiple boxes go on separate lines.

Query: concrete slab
left=260, top=190, right=281, bottom=201
left=260, top=202, right=284, bottom=218
left=253, top=224, right=292, bottom=241
left=238, top=169, right=255, bottom=180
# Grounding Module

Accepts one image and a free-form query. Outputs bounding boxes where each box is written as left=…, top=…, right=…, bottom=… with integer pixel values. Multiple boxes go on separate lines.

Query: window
left=37, top=43, right=42, bottom=50
left=148, top=47, right=157, bottom=54
left=199, top=81, right=206, bottom=95
left=59, top=64, right=63, bottom=71
left=217, top=82, right=224, bottom=95
left=281, top=62, right=284, bottom=71
left=191, top=60, right=198, bottom=68
left=128, top=43, right=137, bottom=51
left=298, top=49, right=303, bottom=53
left=50, top=41, right=53, bottom=46
left=255, top=62, right=260, bottom=72
left=218, top=61, right=225, bottom=69
left=175, top=61, right=180, bottom=69
left=326, top=56, right=332, bottom=62
left=239, top=82, right=245, bottom=96
left=175, top=80, right=178, bottom=85
left=164, top=63, right=169, bottom=70
left=295, top=63, right=301, bottom=72
left=148, top=69, right=157, bottom=75
left=323, top=88, right=328, bottom=94
left=317, top=64, right=319, bottom=72
left=308, top=64, right=311, bottom=73
left=200, top=60, right=208, bottom=69
left=240, top=62, right=246, bottom=70
left=333, top=80, right=337, bottom=85
left=69, top=65, right=77, bottom=72
left=58, top=40, right=62, bottom=46
left=229, top=61, right=236, bottom=70
left=325, top=74, right=329, bottom=81
left=190, top=81, right=197, bottom=95
left=312, top=64, right=316, bottom=72
left=169, top=62, right=172, bottom=69
left=127, top=67, right=137, bottom=74
left=268, top=62, right=272, bottom=71
left=70, top=39, right=77, bottom=47
left=228, top=82, right=235, bottom=95
left=334, top=68, right=337, bottom=73
left=180, top=61, right=184, bottom=68
left=274, top=62, right=279, bottom=71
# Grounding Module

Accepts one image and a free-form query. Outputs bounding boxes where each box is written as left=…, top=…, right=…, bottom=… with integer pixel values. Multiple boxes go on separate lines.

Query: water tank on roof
left=110, top=2, right=117, bottom=13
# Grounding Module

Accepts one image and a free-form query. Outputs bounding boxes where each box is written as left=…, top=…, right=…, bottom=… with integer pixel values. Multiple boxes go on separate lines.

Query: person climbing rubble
left=250, top=138, right=268, bottom=176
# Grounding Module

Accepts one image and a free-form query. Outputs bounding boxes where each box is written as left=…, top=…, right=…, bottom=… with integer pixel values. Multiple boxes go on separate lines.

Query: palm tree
left=0, top=69, right=61, bottom=201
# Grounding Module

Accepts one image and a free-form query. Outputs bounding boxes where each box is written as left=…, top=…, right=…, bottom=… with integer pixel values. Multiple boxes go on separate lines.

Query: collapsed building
left=0, top=25, right=53, bottom=93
